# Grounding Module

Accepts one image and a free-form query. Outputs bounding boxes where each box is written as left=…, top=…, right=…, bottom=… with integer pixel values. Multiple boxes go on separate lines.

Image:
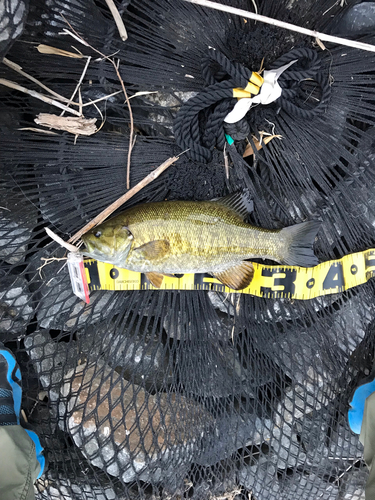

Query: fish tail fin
left=281, top=221, right=320, bottom=267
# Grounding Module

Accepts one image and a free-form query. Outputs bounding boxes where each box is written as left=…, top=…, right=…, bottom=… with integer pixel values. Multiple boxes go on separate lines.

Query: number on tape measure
left=260, top=267, right=297, bottom=298
left=82, top=248, right=375, bottom=300
left=322, top=262, right=345, bottom=292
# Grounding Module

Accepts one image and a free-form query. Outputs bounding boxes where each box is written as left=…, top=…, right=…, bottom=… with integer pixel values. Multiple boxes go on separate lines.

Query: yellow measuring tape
left=83, top=249, right=375, bottom=299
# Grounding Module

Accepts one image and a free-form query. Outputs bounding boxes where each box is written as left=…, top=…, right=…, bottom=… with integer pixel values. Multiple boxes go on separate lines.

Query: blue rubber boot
left=0, top=343, right=45, bottom=477
left=348, top=364, right=375, bottom=435
left=0, top=345, right=22, bottom=426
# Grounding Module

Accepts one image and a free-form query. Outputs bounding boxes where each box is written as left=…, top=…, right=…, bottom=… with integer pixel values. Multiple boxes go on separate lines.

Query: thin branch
left=2, top=58, right=79, bottom=105
left=68, top=156, right=180, bottom=243
left=223, top=142, right=229, bottom=179
left=183, top=0, right=375, bottom=53
left=60, top=55, right=91, bottom=116
left=88, top=98, right=106, bottom=133
left=115, top=59, right=134, bottom=190
left=18, top=127, right=59, bottom=135
left=93, top=49, right=120, bottom=61
left=60, top=15, right=134, bottom=189
left=80, top=90, right=122, bottom=107
left=104, top=0, right=128, bottom=41
left=37, top=256, right=68, bottom=279
left=59, top=28, right=90, bottom=46
left=3, top=56, right=133, bottom=111
left=0, top=78, right=82, bottom=116
left=251, top=0, right=258, bottom=16
left=129, top=90, right=158, bottom=98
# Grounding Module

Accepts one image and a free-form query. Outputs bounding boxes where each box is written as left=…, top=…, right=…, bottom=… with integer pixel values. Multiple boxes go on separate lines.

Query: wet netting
left=2, top=0, right=375, bottom=498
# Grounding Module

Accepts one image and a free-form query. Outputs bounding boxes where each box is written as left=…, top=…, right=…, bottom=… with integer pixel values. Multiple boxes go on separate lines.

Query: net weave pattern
left=1, top=0, right=375, bottom=499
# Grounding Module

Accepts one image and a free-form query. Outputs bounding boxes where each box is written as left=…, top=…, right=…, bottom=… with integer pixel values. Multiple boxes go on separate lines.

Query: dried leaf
left=37, top=44, right=84, bottom=58
left=130, top=90, right=158, bottom=98
left=34, top=113, right=97, bottom=136
left=243, top=134, right=282, bottom=157
left=38, top=390, right=48, bottom=401
left=315, top=37, right=326, bottom=51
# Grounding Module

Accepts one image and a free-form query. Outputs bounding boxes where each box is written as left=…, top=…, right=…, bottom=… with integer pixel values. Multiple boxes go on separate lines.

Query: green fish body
left=82, top=193, right=320, bottom=289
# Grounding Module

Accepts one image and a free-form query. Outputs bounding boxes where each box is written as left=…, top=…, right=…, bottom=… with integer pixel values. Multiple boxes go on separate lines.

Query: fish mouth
left=80, top=242, right=130, bottom=267
left=80, top=239, right=107, bottom=260
left=80, top=247, right=120, bottom=265
left=81, top=240, right=99, bottom=258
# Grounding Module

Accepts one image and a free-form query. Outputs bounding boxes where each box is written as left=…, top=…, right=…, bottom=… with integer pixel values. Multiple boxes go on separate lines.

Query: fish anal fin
left=146, top=272, right=164, bottom=288
left=214, top=261, right=254, bottom=290
left=134, top=240, right=170, bottom=261
left=211, top=190, right=253, bottom=220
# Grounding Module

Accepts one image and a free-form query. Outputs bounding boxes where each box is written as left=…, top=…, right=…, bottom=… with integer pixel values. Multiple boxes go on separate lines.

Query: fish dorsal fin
left=133, top=240, right=170, bottom=261
left=146, top=272, right=164, bottom=288
left=214, top=261, right=254, bottom=290
left=212, top=190, right=254, bottom=220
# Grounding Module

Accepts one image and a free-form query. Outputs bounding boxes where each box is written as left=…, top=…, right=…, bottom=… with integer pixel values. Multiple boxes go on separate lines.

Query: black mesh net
left=1, top=0, right=375, bottom=499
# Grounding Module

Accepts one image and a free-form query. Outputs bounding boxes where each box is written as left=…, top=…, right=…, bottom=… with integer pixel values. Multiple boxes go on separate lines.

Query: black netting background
left=1, top=0, right=375, bottom=499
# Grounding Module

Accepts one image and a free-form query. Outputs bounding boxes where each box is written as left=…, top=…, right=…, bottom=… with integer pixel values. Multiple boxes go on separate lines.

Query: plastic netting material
left=0, top=0, right=29, bottom=58
left=1, top=0, right=375, bottom=498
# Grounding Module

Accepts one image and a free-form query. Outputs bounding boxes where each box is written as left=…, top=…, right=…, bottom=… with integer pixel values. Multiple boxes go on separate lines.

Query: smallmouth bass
left=82, top=192, right=320, bottom=290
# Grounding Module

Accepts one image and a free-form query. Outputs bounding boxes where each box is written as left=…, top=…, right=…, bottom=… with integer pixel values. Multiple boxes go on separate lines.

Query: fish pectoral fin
left=211, top=190, right=254, bottom=220
left=214, top=261, right=254, bottom=290
left=133, top=240, right=170, bottom=261
left=146, top=272, right=165, bottom=288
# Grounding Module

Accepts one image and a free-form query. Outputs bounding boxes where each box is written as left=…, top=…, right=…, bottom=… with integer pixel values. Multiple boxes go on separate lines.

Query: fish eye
left=94, top=231, right=102, bottom=238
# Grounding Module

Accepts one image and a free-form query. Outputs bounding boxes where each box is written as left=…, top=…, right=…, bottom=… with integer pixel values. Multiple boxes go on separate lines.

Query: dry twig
left=18, top=127, right=58, bottom=135
left=61, top=56, right=91, bottom=116
left=0, top=78, right=81, bottom=116
left=37, top=257, right=67, bottom=279
left=323, top=0, right=346, bottom=16
left=223, top=142, right=230, bottom=179
left=81, top=90, right=122, bottom=106
left=2, top=57, right=79, bottom=105
left=60, top=15, right=134, bottom=189
left=68, top=155, right=181, bottom=244
left=184, top=0, right=375, bottom=53
left=79, top=90, right=157, bottom=108
left=104, top=0, right=128, bottom=41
